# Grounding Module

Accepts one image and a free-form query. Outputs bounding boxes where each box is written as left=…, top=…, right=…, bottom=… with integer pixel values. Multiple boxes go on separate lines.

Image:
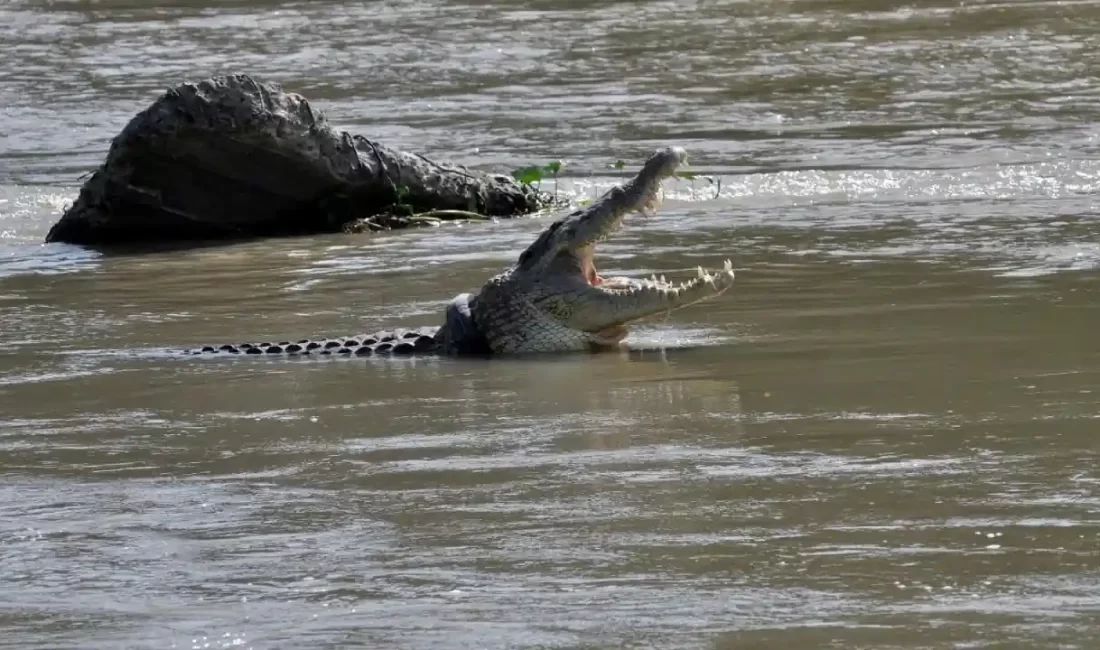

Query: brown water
left=2, top=1, right=1100, bottom=648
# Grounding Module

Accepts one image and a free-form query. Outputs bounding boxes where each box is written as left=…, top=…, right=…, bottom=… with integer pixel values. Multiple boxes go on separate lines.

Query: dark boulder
left=45, top=74, right=546, bottom=247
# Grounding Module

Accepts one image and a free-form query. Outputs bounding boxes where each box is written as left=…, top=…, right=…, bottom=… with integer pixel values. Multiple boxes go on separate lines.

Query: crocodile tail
left=185, top=326, right=442, bottom=357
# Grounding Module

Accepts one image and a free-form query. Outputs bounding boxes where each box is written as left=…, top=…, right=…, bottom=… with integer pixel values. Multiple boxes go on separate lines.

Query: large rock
left=46, top=74, right=547, bottom=246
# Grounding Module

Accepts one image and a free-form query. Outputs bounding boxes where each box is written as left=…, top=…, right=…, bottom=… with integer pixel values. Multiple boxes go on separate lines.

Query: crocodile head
left=514, top=146, right=683, bottom=283
left=472, top=146, right=736, bottom=354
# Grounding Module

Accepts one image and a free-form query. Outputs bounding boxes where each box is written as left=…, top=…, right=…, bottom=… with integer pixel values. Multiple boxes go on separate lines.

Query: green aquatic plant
left=510, top=160, right=564, bottom=201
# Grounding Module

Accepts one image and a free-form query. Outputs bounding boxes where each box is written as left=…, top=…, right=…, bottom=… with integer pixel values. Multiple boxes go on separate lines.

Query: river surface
left=2, top=1, right=1099, bottom=648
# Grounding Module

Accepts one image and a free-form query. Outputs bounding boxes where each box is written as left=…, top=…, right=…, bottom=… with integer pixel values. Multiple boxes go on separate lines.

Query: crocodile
left=187, top=146, right=736, bottom=358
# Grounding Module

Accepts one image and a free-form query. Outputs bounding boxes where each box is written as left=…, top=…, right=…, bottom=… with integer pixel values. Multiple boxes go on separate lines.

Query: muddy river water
left=1, top=1, right=1099, bottom=648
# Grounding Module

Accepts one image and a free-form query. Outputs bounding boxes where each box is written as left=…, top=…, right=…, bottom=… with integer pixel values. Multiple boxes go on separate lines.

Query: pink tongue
left=585, top=263, right=603, bottom=285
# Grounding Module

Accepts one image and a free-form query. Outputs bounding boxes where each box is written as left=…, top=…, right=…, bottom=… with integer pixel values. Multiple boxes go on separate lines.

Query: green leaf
left=613, top=160, right=626, bottom=170
left=543, top=160, right=563, bottom=176
left=511, top=165, right=545, bottom=185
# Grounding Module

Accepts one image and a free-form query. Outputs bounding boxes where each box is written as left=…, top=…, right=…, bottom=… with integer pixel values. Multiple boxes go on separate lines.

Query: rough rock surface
left=45, top=74, right=546, bottom=246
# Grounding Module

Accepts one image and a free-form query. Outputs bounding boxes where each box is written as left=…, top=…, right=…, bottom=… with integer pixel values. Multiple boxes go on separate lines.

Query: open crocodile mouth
left=582, top=249, right=603, bottom=285
left=578, top=181, right=666, bottom=287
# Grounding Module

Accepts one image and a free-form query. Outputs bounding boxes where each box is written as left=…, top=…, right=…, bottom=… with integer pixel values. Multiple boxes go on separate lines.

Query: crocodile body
left=187, top=146, right=736, bottom=358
